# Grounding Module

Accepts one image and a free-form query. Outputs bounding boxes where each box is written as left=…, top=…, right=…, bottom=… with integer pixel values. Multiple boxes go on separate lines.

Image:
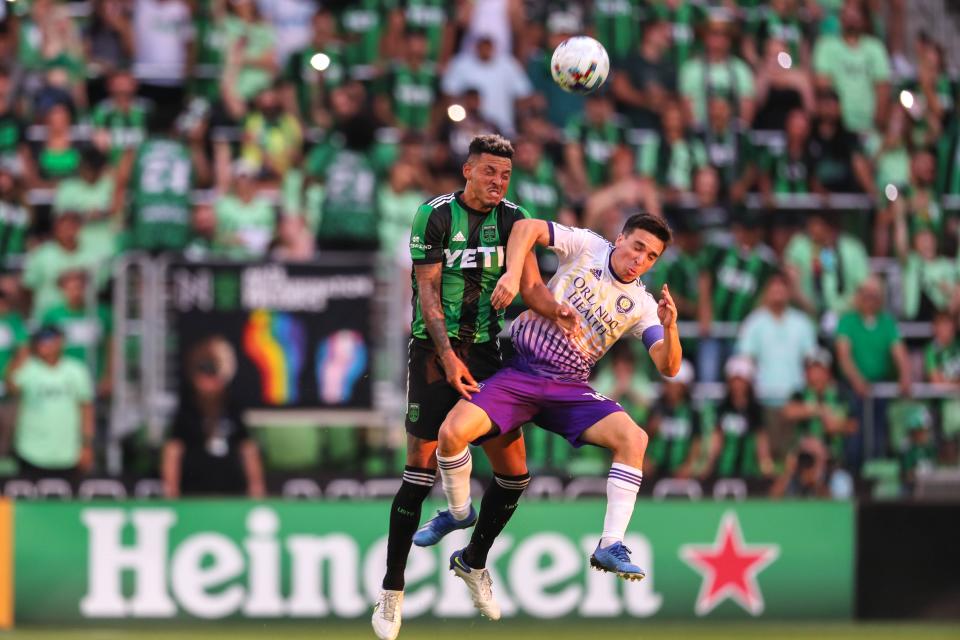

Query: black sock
left=463, top=472, right=530, bottom=569
left=382, top=466, right=435, bottom=591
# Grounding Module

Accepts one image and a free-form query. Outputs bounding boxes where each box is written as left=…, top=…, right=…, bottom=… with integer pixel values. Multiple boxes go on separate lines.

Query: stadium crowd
left=0, top=0, right=957, bottom=498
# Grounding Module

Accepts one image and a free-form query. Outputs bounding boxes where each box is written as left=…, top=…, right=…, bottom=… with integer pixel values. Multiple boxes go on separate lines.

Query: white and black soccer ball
left=550, top=36, right=610, bottom=94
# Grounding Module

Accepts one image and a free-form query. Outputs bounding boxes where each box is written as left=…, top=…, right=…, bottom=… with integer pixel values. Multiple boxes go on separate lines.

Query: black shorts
left=405, top=337, right=502, bottom=441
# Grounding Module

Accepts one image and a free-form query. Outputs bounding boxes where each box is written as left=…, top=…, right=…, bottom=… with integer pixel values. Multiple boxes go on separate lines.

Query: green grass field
left=4, top=622, right=960, bottom=640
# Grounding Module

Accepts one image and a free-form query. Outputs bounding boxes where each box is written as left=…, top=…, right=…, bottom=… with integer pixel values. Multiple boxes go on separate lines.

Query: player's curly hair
left=622, top=212, right=673, bottom=246
left=468, top=134, right=514, bottom=159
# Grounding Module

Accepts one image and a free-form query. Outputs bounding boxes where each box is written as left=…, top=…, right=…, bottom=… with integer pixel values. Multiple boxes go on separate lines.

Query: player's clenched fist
left=657, top=284, right=677, bottom=328
left=554, top=302, right=582, bottom=338
left=491, top=271, right=521, bottom=310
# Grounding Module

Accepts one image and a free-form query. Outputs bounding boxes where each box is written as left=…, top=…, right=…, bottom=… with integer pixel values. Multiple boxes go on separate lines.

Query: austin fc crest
left=407, top=403, right=420, bottom=422
left=481, top=224, right=497, bottom=243
left=616, top=295, right=635, bottom=314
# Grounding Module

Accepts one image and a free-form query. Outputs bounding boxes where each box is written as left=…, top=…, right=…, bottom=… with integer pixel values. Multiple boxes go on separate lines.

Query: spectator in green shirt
left=679, top=15, right=755, bottom=128
left=213, top=160, right=277, bottom=259
left=610, top=16, right=676, bottom=130
left=91, top=69, right=150, bottom=165
left=757, top=109, right=813, bottom=199
left=374, top=29, right=440, bottom=134
left=563, top=91, right=628, bottom=198
left=221, top=0, right=278, bottom=107
left=53, top=146, right=118, bottom=263
left=926, top=311, right=960, bottom=385
left=645, top=359, right=702, bottom=480
left=925, top=311, right=960, bottom=442
left=21, top=211, right=101, bottom=322
left=638, top=100, right=708, bottom=198
left=0, top=290, right=27, bottom=457
left=282, top=10, right=347, bottom=129
left=812, top=0, right=891, bottom=133
left=900, top=406, right=936, bottom=492
left=700, top=94, right=755, bottom=203
left=0, top=166, right=31, bottom=269
left=701, top=355, right=775, bottom=481
left=40, top=270, right=113, bottom=397
left=784, top=212, right=870, bottom=318
left=835, top=276, right=912, bottom=466
left=7, top=325, right=94, bottom=478
left=781, top=347, right=858, bottom=470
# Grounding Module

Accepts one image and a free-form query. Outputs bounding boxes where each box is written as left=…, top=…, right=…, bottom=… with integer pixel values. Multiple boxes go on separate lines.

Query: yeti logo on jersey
left=590, top=268, right=603, bottom=280
left=481, top=224, right=497, bottom=243
left=407, top=403, right=420, bottom=423
left=616, top=295, right=635, bottom=314
left=444, top=247, right=505, bottom=268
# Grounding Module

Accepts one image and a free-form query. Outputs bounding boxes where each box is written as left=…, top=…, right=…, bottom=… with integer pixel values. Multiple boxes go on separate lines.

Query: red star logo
left=679, top=511, right=780, bottom=616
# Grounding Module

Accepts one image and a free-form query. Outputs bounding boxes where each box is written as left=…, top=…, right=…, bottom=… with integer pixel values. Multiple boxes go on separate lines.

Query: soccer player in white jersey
left=429, top=213, right=681, bottom=610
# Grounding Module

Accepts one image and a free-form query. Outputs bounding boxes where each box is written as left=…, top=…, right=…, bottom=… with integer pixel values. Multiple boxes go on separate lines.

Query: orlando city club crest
left=407, top=403, right=420, bottom=423
left=616, top=295, right=635, bottom=314
left=481, top=224, right=497, bottom=243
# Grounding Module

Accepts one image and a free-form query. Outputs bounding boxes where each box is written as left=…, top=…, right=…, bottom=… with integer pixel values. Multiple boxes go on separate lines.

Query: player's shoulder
left=419, top=192, right=457, bottom=215
left=500, top=197, right=533, bottom=219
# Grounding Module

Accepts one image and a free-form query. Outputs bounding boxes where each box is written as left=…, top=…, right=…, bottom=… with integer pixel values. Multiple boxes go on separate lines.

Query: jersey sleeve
left=547, top=223, right=608, bottom=262
left=631, top=293, right=665, bottom=351
left=409, top=203, right=446, bottom=264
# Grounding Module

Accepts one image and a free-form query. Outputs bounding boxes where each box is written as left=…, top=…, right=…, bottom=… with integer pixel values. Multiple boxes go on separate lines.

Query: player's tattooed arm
left=415, top=263, right=454, bottom=357
left=414, top=263, right=480, bottom=399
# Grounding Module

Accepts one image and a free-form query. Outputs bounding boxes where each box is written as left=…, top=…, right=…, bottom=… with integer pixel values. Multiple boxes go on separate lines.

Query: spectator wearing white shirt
left=442, top=36, right=533, bottom=136
left=132, top=0, right=195, bottom=112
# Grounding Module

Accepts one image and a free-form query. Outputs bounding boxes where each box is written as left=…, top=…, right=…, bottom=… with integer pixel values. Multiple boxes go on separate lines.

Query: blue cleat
left=589, top=542, right=647, bottom=581
left=412, top=506, right=478, bottom=547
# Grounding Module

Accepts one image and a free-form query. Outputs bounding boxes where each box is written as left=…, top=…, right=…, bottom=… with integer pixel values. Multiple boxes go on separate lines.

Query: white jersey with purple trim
left=511, top=222, right=665, bottom=382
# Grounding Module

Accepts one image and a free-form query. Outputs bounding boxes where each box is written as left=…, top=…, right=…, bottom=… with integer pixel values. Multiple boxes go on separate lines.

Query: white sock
left=437, top=447, right=473, bottom=520
left=600, top=463, right=642, bottom=548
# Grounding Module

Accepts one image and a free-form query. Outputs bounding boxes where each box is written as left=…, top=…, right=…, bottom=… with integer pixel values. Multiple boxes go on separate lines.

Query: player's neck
left=459, top=189, right=495, bottom=214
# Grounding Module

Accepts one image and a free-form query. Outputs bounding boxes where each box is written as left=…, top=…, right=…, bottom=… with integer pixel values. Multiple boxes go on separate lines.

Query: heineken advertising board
left=170, top=259, right=375, bottom=410
left=9, top=500, right=853, bottom=624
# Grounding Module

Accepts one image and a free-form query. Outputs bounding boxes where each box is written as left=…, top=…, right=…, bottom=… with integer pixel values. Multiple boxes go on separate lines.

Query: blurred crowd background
left=0, top=0, right=958, bottom=501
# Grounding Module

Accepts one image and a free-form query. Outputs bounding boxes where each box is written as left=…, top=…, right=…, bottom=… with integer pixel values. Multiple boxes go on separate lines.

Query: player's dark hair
left=468, top=134, right=514, bottom=160
left=621, top=212, right=672, bottom=246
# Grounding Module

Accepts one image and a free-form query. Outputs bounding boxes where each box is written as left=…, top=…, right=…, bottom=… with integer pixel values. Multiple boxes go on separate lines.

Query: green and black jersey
left=701, top=241, right=778, bottom=323
left=409, top=192, right=531, bottom=343
left=790, top=386, right=851, bottom=461
left=648, top=398, right=701, bottom=476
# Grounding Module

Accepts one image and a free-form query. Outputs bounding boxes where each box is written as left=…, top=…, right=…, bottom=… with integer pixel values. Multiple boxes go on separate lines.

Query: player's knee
left=438, top=415, right=469, bottom=449
left=619, top=425, right=648, bottom=464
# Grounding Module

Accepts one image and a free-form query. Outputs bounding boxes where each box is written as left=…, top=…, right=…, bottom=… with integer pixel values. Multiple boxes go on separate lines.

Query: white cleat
left=371, top=589, right=403, bottom=640
left=449, top=548, right=501, bottom=620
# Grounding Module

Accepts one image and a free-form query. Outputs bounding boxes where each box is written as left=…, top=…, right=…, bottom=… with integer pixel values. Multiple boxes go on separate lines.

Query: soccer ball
left=550, top=36, right=610, bottom=94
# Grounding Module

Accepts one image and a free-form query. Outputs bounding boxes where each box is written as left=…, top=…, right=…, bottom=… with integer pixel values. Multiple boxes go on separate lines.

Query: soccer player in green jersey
left=372, top=135, right=575, bottom=640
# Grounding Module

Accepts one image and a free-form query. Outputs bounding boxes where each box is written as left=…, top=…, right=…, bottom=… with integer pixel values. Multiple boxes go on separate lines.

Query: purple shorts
left=469, top=366, right=625, bottom=448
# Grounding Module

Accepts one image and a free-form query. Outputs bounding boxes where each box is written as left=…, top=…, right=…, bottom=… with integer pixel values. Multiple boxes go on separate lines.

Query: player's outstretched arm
left=518, top=253, right=581, bottom=337
left=415, top=263, right=480, bottom=400
left=490, top=219, right=551, bottom=310
left=649, top=284, right=682, bottom=377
